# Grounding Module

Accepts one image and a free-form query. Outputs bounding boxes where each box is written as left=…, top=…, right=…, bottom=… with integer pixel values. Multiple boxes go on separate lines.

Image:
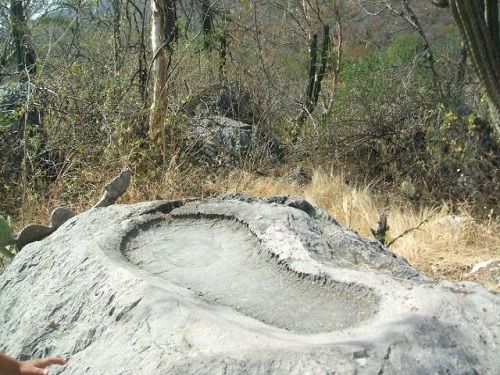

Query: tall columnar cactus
left=293, top=25, right=330, bottom=142
left=450, top=0, right=500, bottom=139
left=10, top=0, right=37, bottom=77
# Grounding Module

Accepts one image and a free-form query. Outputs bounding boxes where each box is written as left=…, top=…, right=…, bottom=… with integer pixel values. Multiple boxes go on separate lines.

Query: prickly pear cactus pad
left=0, top=215, right=15, bottom=258
left=0, top=216, right=14, bottom=247
left=0, top=196, right=498, bottom=374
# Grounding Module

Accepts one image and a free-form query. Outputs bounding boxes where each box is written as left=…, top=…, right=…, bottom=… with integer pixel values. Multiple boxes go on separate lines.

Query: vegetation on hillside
left=0, top=0, right=498, bottom=287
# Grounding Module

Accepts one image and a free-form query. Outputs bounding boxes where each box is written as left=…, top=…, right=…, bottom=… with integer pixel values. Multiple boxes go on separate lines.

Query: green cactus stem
left=450, top=0, right=500, bottom=139
left=0, top=216, right=15, bottom=259
left=293, top=25, right=330, bottom=142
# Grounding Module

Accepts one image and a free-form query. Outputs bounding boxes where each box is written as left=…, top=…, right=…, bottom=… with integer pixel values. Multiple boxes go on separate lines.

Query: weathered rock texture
left=187, top=116, right=283, bottom=165
left=0, top=195, right=498, bottom=374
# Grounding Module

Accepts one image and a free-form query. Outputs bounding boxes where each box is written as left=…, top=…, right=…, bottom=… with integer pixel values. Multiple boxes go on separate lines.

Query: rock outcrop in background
left=0, top=196, right=498, bottom=374
left=181, top=83, right=283, bottom=165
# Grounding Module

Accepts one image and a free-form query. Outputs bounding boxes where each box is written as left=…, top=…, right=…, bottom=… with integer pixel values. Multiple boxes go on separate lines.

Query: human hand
left=0, top=353, right=66, bottom=375
left=18, top=357, right=67, bottom=375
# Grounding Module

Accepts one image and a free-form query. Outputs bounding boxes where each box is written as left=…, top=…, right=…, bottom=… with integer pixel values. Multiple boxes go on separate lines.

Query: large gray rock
left=0, top=195, right=498, bottom=374
left=187, top=116, right=283, bottom=165
left=188, top=116, right=253, bottom=161
left=181, top=84, right=284, bottom=165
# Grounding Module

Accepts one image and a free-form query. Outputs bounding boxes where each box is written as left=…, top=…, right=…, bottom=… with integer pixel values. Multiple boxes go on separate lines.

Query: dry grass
left=4, top=166, right=499, bottom=292
left=222, top=168, right=499, bottom=292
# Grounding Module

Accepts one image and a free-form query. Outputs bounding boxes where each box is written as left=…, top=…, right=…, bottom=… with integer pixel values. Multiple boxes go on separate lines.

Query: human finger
left=30, top=356, right=67, bottom=368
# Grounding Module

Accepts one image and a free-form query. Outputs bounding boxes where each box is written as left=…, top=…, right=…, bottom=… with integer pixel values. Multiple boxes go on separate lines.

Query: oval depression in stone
left=123, top=217, right=378, bottom=333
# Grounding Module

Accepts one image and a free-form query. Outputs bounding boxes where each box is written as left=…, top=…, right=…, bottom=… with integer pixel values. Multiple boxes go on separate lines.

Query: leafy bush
left=306, top=32, right=499, bottom=212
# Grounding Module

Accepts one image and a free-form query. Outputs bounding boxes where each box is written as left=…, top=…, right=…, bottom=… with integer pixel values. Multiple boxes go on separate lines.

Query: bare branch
left=386, top=211, right=437, bottom=248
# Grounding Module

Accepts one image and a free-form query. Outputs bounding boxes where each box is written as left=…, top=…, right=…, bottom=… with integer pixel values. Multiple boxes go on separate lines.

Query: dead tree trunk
left=149, top=0, right=177, bottom=139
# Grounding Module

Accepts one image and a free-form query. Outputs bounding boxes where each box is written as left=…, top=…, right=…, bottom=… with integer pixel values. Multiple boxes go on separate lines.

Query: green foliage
left=426, top=106, right=498, bottom=185
left=0, top=0, right=496, bottom=224
left=383, top=34, right=424, bottom=66
left=0, top=216, right=15, bottom=259
left=311, top=29, right=499, bottom=209
left=0, top=110, right=20, bottom=134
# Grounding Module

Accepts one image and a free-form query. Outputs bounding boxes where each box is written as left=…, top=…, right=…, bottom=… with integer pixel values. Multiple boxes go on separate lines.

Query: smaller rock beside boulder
left=15, top=169, right=131, bottom=251
left=467, top=259, right=500, bottom=286
left=469, top=259, right=499, bottom=275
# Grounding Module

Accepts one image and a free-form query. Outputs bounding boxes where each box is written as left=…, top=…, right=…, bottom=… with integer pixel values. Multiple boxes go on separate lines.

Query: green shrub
left=307, top=31, right=499, bottom=211
left=0, top=216, right=15, bottom=259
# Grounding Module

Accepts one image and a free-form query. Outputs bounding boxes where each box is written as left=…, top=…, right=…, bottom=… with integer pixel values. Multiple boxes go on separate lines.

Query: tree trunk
left=149, top=0, right=177, bottom=139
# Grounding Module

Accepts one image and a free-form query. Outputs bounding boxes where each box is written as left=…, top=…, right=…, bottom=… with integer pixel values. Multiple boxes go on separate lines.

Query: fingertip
left=35, top=356, right=67, bottom=367
left=54, top=357, right=66, bottom=365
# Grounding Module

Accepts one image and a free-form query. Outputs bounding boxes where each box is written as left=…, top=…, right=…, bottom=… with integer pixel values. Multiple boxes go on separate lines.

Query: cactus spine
left=450, top=0, right=500, bottom=138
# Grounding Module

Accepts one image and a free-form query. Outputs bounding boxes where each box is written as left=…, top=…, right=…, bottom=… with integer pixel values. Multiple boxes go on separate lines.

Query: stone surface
left=283, top=165, right=311, bottom=184
left=15, top=224, right=53, bottom=251
left=469, top=259, right=499, bottom=275
left=93, top=169, right=132, bottom=208
left=13, top=171, right=130, bottom=251
left=468, top=259, right=500, bottom=285
left=187, top=116, right=283, bottom=165
left=180, top=84, right=283, bottom=165
left=188, top=116, right=252, bottom=161
left=0, top=195, right=498, bottom=374
left=50, top=207, right=76, bottom=229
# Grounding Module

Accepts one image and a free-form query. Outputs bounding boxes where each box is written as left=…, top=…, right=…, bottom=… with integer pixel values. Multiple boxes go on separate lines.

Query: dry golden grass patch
left=5, top=166, right=499, bottom=291
left=222, top=168, right=499, bottom=292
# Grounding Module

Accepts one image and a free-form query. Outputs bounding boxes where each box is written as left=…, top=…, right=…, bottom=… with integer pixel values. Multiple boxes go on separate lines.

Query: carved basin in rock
left=0, top=195, right=498, bottom=374
left=124, top=217, right=378, bottom=333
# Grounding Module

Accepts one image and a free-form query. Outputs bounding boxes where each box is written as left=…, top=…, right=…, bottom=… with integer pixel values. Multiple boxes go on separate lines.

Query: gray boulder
left=181, top=84, right=284, bottom=165
left=0, top=195, right=498, bottom=374
left=188, top=116, right=252, bottom=161
left=187, top=116, right=283, bottom=165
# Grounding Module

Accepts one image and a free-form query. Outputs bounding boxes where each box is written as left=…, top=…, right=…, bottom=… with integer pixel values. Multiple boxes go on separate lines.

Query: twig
left=386, top=211, right=436, bottom=248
